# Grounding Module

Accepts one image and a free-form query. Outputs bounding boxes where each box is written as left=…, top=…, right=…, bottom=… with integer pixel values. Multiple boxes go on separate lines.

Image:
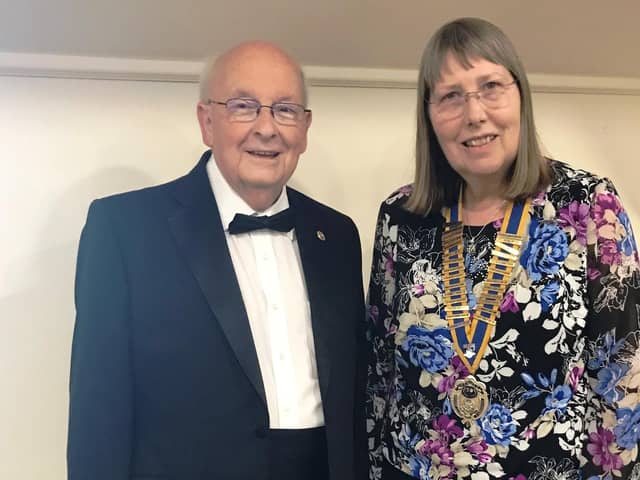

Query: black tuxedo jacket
left=68, top=151, right=366, bottom=480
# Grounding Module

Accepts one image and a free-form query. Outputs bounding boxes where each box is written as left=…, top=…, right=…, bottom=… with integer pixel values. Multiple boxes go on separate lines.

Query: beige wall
left=1, top=74, right=639, bottom=479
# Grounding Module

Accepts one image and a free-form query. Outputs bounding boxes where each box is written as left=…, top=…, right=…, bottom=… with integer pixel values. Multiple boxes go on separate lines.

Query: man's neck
left=240, top=188, right=283, bottom=213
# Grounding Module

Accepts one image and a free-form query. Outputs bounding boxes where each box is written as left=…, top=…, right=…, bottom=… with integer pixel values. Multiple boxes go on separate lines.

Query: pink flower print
left=593, top=192, right=622, bottom=223
left=466, top=439, right=492, bottom=464
left=587, top=267, right=602, bottom=281
left=412, top=283, right=425, bottom=296
left=419, top=438, right=455, bottom=470
left=598, top=239, right=621, bottom=266
left=437, top=357, right=469, bottom=394
left=437, top=373, right=457, bottom=394
left=384, top=253, right=395, bottom=277
left=432, top=414, right=464, bottom=440
left=569, top=365, right=584, bottom=392
left=586, top=427, right=623, bottom=472
left=558, top=201, right=589, bottom=245
left=499, top=290, right=519, bottom=313
left=417, top=418, right=463, bottom=479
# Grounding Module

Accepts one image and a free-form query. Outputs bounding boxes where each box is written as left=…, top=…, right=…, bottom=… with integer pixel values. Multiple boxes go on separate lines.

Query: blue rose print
left=540, top=280, right=561, bottom=313
left=402, top=325, right=454, bottom=373
left=521, top=221, right=569, bottom=281
left=543, top=385, right=572, bottom=414
left=614, top=405, right=640, bottom=449
left=408, top=455, right=432, bottom=479
left=595, top=363, right=630, bottom=403
left=588, top=331, right=625, bottom=370
left=618, top=212, right=637, bottom=256
left=479, top=403, right=518, bottom=446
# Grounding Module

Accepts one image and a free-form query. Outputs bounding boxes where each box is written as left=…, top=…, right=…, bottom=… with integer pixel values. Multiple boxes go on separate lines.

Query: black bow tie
left=228, top=208, right=295, bottom=235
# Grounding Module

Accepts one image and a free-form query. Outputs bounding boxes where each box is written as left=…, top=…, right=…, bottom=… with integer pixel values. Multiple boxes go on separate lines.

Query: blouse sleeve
left=582, top=178, right=640, bottom=478
left=365, top=204, right=400, bottom=480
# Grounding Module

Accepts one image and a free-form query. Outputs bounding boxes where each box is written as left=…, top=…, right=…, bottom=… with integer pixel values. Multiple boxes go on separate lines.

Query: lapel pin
left=316, top=230, right=326, bottom=241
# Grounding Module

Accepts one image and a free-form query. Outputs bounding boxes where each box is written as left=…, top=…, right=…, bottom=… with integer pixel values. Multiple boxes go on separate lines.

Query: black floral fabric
left=365, top=161, right=640, bottom=479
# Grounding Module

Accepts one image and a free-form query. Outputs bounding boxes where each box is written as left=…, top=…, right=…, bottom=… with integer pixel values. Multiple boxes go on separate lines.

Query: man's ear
left=299, top=110, right=312, bottom=153
left=196, top=102, right=214, bottom=147
left=305, top=110, right=313, bottom=130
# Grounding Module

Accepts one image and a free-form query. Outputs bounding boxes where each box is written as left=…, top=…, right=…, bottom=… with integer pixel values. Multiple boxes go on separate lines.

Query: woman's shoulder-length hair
left=405, top=17, right=552, bottom=215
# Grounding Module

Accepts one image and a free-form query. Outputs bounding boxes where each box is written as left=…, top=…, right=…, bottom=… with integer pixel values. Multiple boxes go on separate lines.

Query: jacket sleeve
left=582, top=178, right=640, bottom=477
left=67, top=200, right=133, bottom=480
left=349, top=217, right=370, bottom=480
left=364, top=204, right=399, bottom=479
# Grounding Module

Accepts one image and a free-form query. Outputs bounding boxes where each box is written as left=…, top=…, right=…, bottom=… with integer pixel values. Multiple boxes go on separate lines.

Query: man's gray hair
left=198, top=54, right=309, bottom=106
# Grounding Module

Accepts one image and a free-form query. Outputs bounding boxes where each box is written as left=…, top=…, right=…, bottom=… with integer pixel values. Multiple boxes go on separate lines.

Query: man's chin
left=242, top=176, right=287, bottom=191
left=235, top=179, right=288, bottom=208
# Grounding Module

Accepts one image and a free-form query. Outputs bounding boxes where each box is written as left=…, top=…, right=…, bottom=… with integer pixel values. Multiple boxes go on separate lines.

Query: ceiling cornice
left=2, top=52, right=640, bottom=96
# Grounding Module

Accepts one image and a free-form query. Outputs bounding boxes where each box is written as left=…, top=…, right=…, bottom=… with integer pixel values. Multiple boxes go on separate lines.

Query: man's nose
left=252, top=106, right=278, bottom=136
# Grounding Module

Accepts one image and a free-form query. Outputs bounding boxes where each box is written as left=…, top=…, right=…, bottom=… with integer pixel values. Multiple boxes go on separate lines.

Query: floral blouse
left=365, top=160, right=640, bottom=480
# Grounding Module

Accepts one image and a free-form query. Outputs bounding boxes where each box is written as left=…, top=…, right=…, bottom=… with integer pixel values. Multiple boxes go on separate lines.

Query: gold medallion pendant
left=441, top=194, right=531, bottom=426
left=450, top=376, right=490, bottom=426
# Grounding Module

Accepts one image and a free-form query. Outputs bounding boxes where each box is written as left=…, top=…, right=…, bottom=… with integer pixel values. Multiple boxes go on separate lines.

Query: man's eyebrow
left=229, top=89, right=256, bottom=99
left=274, top=95, right=296, bottom=102
left=227, top=90, right=299, bottom=104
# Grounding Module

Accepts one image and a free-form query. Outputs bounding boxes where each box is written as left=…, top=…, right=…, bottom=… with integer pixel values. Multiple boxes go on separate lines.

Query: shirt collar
left=206, top=153, right=292, bottom=237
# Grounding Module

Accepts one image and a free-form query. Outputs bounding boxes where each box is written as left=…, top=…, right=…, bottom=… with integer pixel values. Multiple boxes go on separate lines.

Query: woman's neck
left=462, top=180, right=507, bottom=226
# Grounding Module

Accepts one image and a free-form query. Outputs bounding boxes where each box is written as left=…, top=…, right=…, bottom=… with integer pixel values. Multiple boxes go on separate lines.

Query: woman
left=365, top=17, right=640, bottom=480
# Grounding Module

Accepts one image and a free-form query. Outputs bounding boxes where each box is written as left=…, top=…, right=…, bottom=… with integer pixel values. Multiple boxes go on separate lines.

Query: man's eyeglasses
left=206, top=98, right=311, bottom=126
left=428, top=79, right=518, bottom=120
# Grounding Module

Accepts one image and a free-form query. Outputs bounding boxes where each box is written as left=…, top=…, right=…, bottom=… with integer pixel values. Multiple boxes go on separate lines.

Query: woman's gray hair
left=405, top=17, right=551, bottom=215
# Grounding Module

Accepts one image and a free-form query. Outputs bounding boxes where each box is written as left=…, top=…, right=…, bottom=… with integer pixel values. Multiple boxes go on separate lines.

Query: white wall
left=1, top=73, right=639, bottom=479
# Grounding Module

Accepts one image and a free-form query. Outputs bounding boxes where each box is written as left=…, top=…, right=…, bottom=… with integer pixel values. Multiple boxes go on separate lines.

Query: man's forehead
left=214, top=43, right=298, bottom=80
left=210, top=46, right=305, bottom=101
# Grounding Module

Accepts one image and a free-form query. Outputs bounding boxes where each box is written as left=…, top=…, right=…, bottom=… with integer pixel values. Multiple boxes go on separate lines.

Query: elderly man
left=68, top=42, right=365, bottom=480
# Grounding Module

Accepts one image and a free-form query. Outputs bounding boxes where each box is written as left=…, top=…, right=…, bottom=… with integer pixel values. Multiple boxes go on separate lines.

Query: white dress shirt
left=206, top=157, right=324, bottom=429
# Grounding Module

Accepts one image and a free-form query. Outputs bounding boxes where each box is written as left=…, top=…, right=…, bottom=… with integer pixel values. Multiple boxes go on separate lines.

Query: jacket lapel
left=167, top=152, right=266, bottom=405
left=289, top=189, right=332, bottom=399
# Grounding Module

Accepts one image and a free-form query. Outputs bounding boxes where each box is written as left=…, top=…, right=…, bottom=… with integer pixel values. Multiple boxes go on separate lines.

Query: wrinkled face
left=197, top=44, right=311, bottom=209
left=428, top=52, right=521, bottom=188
